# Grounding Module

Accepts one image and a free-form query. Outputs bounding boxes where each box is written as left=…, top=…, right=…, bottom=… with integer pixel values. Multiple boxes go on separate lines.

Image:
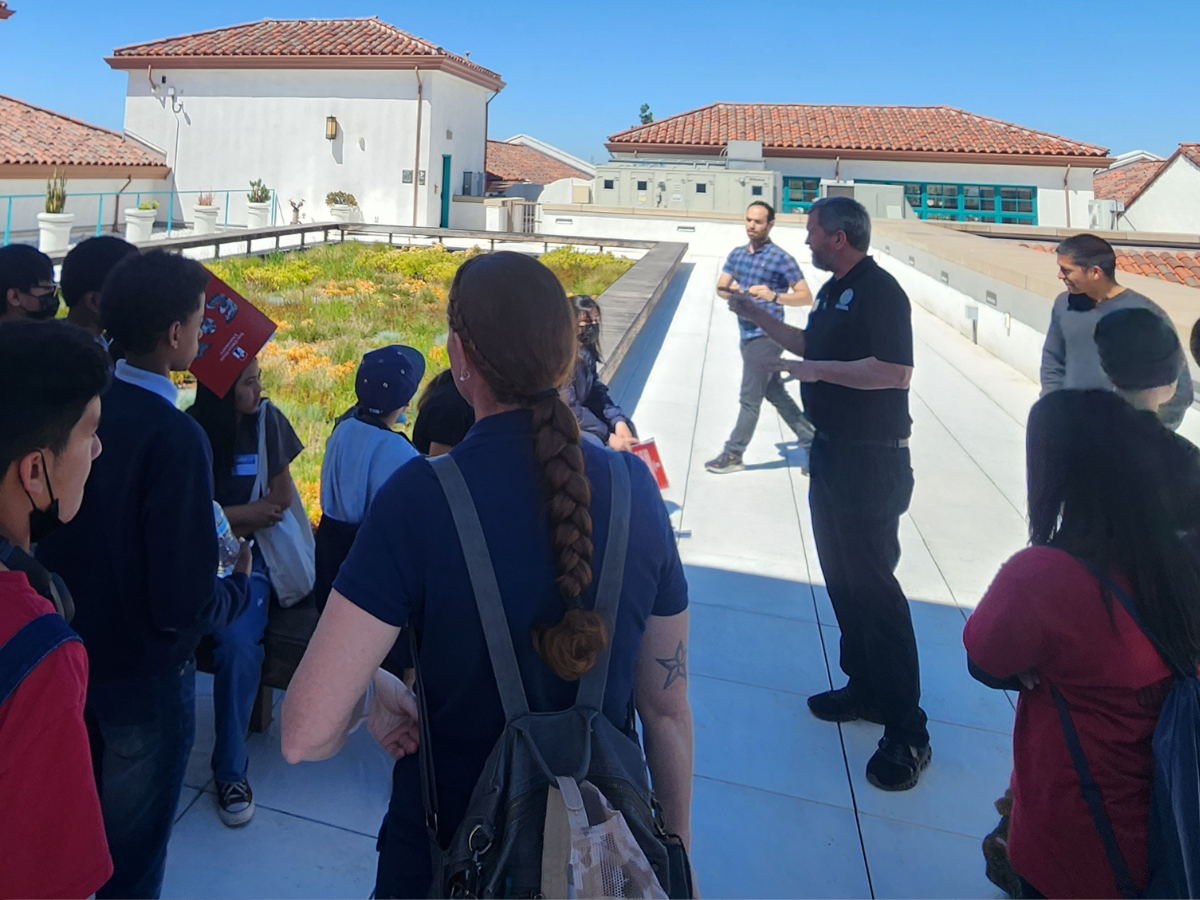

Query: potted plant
left=37, top=169, right=74, bottom=253
left=289, top=198, right=304, bottom=225
left=246, top=179, right=273, bottom=229
left=124, top=199, right=159, bottom=243
left=325, top=191, right=358, bottom=223
left=193, top=191, right=220, bottom=235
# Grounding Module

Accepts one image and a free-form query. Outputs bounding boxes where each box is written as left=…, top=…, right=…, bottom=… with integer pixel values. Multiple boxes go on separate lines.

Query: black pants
left=809, top=437, right=928, bottom=747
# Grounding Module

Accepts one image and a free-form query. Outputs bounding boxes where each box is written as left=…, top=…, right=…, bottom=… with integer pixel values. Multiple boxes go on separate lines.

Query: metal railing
left=2, top=188, right=278, bottom=246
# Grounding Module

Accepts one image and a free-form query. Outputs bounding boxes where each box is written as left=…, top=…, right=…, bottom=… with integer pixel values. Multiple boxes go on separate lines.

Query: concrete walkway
left=165, top=229, right=1126, bottom=898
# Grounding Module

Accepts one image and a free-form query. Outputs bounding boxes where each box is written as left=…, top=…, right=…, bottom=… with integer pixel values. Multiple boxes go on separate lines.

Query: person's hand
left=245, top=498, right=285, bottom=530
left=771, top=359, right=819, bottom=383
left=1017, top=671, right=1040, bottom=691
left=608, top=422, right=636, bottom=452
left=746, top=284, right=775, bottom=301
left=233, top=539, right=253, bottom=577
left=368, top=668, right=420, bottom=759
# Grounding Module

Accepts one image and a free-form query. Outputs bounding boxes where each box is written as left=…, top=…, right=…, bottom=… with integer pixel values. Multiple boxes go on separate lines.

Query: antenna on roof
left=464, top=51, right=470, bottom=58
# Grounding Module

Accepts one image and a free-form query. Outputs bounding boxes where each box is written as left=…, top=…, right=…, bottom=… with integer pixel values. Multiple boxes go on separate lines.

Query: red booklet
left=189, top=272, right=277, bottom=398
left=630, top=438, right=669, bottom=490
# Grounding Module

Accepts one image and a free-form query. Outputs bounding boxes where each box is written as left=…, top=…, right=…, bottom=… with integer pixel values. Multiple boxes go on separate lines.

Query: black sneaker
left=866, top=737, right=932, bottom=791
left=807, top=686, right=885, bottom=724
left=705, top=452, right=744, bottom=474
left=216, top=777, right=255, bottom=827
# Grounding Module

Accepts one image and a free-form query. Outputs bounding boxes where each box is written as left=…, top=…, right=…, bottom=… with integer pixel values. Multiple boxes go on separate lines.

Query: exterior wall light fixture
left=326, top=116, right=338, bottom=141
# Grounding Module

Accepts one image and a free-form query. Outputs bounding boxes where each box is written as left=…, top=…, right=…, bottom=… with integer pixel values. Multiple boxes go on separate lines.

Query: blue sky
left=3, top=0, right=1194, bottom=162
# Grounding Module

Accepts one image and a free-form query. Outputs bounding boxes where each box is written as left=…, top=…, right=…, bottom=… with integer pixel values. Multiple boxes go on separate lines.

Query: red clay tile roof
left=608, top=102, right=1108, bottom=159
left=1121, top=143, right=1200, bottom=208
left=108, top=18, right=502, bottom=89
left=485, top=140, right=589, bottom=186
left=1094, top=159, right=1164, bottom=206
left=0, top=94, right=167, bottom=169
left=1022, top=242, right=1200, bottom=289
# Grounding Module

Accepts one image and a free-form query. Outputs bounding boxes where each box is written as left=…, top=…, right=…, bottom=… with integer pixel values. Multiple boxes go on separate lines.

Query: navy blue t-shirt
left=334, top=409, right=687, bottom=891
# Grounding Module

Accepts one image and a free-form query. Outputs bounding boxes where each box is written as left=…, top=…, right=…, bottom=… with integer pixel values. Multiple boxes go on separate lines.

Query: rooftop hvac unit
left=820, top=179, right=856, bottom=199
left=1088, top=198, right=1123, bottom=230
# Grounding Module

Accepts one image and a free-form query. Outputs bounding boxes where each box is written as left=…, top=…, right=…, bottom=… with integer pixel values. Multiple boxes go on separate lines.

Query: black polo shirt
left=802, top=256, right=913, bottom=441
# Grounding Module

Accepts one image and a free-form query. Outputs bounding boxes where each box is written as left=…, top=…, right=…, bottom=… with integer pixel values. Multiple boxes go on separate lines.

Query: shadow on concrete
left=608, top=263, right=693, bottom=414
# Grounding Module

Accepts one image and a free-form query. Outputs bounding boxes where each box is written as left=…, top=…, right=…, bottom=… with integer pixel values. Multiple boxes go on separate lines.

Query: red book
left=630, top=438, right=669, bottom=490
left=189, top=272, right=277, bottom=398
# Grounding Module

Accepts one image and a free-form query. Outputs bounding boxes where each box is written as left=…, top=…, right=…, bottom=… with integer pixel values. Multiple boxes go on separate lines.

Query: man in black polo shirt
left=729, top=196, right=929, bottom=791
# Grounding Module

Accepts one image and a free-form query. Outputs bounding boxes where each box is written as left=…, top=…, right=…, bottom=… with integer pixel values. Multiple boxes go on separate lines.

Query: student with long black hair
left=965, top=389, right=1200, bottom=899
left=565, top=295, right=637, bottom=450
left=189, top=358, right=303, bottom=828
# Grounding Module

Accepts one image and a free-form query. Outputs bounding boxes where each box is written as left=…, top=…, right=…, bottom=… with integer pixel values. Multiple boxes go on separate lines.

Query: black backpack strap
left=1080, top=561, right=1188, bottom=681
left=0, top=613, right=80, bottom=707
left=1048, top=680, right=1141, bottom=899
left=428, top=454, right=531, bottom=722
left=408, top=623, right=441, bottom=852
left=576, top=451, right=632, bottom=712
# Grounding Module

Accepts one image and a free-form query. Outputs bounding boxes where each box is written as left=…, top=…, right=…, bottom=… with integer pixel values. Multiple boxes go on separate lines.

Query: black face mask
left=579, top=323, right=601, bottom=348
left=26, top=289, right=60, bottom=321
left=24, top=452, right=65, bottom=543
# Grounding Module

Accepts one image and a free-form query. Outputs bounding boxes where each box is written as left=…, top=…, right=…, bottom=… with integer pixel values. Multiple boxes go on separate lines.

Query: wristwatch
left=772, top=290, right=780, bottom=302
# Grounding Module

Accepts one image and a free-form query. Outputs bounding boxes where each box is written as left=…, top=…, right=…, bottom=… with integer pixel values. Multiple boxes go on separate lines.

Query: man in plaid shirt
left=707, top=201, right=814, bottom=474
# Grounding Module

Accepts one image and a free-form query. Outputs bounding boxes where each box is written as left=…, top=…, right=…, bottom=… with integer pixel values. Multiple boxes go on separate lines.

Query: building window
left=462, top=172, right=473, bottom=195
left=751, top=185, right=764, bottom=196
left=782, top=177, right=820, bottom=211
left=862, top=179, right=1038, bottom=225
left=696, top=183, right=707, bottom=193
left=637, top=180, right=648, bottom=192
left=603, top=179, right=615, bottom=190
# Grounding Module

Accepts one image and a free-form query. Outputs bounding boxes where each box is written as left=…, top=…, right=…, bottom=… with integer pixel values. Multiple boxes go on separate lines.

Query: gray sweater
left=1040, top=287, right=1193, bottom=429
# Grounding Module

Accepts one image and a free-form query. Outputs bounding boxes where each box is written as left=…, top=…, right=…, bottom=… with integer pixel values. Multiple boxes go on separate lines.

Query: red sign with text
left=630, top=438, right=669, bottom=490
left=189, top=273, right=277, bottom=398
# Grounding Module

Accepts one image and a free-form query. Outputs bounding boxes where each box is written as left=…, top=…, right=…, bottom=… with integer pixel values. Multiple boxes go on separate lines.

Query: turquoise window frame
left=858, top=179, right=1038, bottom=225
left=782, top=177, right=821, bottom=212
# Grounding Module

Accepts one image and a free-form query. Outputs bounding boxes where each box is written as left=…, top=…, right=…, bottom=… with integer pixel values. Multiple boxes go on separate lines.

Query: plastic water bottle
left=213, top=502, right=241, bottom=577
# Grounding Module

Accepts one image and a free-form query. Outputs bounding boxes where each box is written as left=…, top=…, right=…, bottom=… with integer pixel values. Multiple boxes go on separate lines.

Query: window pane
left=696, top=183, right=707, bottom=193
left=637, top=181, right=648, bottom=191
left=964, top=197, right=980, bottom=210
left=604, top=179, right=615, bottom=189
left=1017, top=188, right=1033, bottom=200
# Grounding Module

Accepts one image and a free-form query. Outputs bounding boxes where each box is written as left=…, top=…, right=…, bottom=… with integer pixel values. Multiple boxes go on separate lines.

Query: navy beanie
left=1095, top=308, right=1183, bottom=391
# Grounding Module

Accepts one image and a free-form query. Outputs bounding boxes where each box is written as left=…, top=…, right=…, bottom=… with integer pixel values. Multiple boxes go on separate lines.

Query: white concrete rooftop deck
left=164, top=226, right=1200, bottom=898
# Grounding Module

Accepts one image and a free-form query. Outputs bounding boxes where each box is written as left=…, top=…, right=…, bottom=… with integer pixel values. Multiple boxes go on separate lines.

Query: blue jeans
left=211, top=546, right=271, bottom=784
left=87, top=659, right=196, bottom=900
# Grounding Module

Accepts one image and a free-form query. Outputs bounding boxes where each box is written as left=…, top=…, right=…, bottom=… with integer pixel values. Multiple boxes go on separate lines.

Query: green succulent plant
left=45, top=169, right=67, bottom=214
left=248, top=179, right=272, bottom=204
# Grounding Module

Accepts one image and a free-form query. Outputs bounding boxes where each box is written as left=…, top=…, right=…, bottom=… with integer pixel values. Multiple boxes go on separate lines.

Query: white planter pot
left=193, top=205, right=221, bottom=235
left=124, top=208, right=158, bottom=243
left=36, top=212, right=75, bottom=253
left=246, top=201, right=272, bottom=229
left=329, top=204, right=355, bottom=223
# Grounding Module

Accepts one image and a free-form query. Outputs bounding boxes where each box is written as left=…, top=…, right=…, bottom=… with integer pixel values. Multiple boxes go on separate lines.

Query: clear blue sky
left=3, top=0, right=1194, bottom=163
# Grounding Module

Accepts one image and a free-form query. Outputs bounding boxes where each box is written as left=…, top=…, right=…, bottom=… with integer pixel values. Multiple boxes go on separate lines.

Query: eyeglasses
left=28, top=283, right=59, bottom=298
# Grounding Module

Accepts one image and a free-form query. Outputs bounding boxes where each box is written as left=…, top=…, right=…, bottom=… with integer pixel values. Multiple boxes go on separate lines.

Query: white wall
left=0, top=176, right=170, bottom=243
left=1121, top=155, right=1200, bottom=234
left=123, top=67, right=488, bottom=229
left=449, top=196, right=486, bottom=231
left=610, top=151, right=1096, bottom=227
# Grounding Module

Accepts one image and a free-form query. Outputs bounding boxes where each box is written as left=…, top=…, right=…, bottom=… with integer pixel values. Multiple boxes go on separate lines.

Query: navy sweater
left=37, top=379, right=248, bottom=683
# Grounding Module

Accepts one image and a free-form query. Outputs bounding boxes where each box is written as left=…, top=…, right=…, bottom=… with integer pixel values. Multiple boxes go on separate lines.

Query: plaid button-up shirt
left=722, top=240, right=804, bottom=340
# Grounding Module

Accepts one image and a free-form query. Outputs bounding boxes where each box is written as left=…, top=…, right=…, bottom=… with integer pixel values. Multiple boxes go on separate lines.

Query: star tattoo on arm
left=656, top=641, right=688, bottom=690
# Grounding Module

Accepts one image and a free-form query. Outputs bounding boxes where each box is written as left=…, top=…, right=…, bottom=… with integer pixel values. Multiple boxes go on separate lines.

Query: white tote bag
left=251, top=402, right=316, bottom=608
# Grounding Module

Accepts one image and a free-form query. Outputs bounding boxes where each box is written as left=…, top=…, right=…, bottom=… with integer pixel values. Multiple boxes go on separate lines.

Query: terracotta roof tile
left=1093, top=159, right=1164, bottom=206
left=110, top=17, right=501, bottom=85
left=608, top=102, right=1108, bottom=158
left=0, top=94, right=166, bottom=169
left=1022, top=242, right=1200, bottom=290
left=485, top=140, right=589, bottom=186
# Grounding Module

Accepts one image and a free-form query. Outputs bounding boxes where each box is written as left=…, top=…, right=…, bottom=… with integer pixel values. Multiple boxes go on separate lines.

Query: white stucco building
left=601, top=103, right=1110, bottom=227
left=107, top=17, right=504, bottom=229
left=1107, top=144, right=1200, bottom=235
left=0, top=94, right=169, bottom=246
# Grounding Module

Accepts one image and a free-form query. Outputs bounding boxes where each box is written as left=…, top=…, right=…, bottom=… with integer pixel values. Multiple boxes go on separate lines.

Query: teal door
left=440, top=154, right=452, bottom=228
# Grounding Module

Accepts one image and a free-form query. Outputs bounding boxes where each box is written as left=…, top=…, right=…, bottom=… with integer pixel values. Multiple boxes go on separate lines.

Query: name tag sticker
left=836, top=289, right=855, bottom=311
left=233, top=454, right=258, bottom=477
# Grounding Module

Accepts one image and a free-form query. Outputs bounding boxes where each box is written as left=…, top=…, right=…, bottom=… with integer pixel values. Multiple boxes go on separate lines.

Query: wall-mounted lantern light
left=326, top=116, right=338, bottom=141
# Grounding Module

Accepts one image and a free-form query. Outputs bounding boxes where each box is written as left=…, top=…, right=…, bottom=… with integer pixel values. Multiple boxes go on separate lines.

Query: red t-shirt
left=963, top=546, right=1178, bottom=899
left=0, top=571, right=112, bottom=899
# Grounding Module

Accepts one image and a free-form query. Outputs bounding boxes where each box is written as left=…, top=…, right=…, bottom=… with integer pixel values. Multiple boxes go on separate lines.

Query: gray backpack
left=413, top=451, right=688, bottom=898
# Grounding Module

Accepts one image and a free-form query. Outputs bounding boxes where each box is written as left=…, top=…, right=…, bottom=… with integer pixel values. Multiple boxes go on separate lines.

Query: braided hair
left=447, top=252, right=607, bottom=680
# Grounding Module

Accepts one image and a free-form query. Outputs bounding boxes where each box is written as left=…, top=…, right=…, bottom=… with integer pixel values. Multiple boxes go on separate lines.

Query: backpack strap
left=429, top=454, right=531, bottom=722
left=0, top=613, right=80, bottom=708
left=1079, top=561, right=1189, bottom=681
left=576, top=451, right=632, bottom=712
left=1048, top=680, right=1141, bottom=899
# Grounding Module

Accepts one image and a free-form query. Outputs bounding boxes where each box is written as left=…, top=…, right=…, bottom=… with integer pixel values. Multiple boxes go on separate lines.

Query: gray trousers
left=725, top=336, right=814, bottom=456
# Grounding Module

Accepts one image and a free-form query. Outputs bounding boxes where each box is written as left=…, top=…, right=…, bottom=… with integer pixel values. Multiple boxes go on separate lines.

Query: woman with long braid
left=280, top=252, right=693, bottom=898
